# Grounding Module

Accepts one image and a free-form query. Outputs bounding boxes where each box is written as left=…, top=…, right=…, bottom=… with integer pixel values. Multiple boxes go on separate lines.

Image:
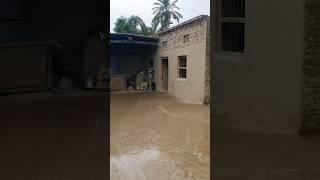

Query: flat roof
left=110, top=33, right=159, bottom=46
left=156, top=15, right=209, bottom=35
left=110, top=33, right=159, bottom=54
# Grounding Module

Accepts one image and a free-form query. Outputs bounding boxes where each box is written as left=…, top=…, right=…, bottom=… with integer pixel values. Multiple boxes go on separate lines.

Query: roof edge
left=110, top=33, right=159, bottom=40
left=156, top=15, right=209, bottom=35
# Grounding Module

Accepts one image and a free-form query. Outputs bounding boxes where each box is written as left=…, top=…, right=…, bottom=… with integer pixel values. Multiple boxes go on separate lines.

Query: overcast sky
left=110, top=0, right=210, bottom=32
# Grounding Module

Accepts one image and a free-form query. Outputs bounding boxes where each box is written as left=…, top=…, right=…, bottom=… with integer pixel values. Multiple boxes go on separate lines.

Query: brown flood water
left=110, top=92, right=210, bottom=180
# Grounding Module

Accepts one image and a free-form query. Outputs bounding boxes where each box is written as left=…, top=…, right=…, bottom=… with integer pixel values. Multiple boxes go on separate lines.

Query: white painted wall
left=154, top=41, right=207, bottom=104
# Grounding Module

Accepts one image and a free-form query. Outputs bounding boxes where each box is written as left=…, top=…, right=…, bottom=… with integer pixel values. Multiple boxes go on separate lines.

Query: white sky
left=110, top=0, right=210, bottom=32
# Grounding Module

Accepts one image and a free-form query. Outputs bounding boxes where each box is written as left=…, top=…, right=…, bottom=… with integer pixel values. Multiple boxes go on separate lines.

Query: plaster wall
left=212, top=0, right=305, bottom=133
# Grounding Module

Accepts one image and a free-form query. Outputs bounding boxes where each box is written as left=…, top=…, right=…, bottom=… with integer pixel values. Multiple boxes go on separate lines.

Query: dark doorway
left=161, top=58, right=168, bottom=91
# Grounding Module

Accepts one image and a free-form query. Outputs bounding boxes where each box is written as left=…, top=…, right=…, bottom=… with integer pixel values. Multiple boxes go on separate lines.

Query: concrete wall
left=213, top=0, right=305, bottom=133
left=154, top=16, right=209, bottom=104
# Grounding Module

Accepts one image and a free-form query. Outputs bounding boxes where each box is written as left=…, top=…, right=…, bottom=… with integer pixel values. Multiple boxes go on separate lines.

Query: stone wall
left=204, top=17, right=210, bottom=104
left=157, top=16, right=209, bottom=51
left=302, top=0, right=320, bottom=133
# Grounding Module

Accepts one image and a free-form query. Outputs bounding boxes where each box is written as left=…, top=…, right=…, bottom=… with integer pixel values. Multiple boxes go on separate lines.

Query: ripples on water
left=110, top=94, right=210, bottom=180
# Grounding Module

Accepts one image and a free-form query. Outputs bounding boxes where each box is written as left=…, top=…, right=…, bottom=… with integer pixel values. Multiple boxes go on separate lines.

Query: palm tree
left=152, top=0, right=183, bottom=32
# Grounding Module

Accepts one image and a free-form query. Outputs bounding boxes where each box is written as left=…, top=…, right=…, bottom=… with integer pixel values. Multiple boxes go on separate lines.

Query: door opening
left=161, top=58, right=168, bottom=91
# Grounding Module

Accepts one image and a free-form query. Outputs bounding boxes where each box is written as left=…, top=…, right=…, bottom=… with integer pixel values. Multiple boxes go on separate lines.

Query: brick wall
left=302, top=0, right=320, bottom=133
left=0, top=42, right=52, bottom=94
left=157, top=16, right=209, bottom=50
left=204, top=17, right=210, bottom=104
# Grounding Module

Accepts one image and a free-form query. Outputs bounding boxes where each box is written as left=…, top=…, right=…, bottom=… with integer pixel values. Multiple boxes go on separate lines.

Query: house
left=212, top=0, right=320, bottom=134
left=110, top=15, right=210, bottom=104
left=154, top=15, right=210, bottom=104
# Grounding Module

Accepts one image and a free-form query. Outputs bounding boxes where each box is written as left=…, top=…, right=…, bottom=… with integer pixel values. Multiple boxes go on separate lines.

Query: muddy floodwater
left=110, top=92, right=210, bottom=180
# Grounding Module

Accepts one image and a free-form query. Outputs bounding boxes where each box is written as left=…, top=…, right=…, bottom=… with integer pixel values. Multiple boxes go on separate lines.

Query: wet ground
left=3, top=91, right=320, bottom=180
left=110, top=92, right=210, bottom=180
left=213, top=126, right=320, bottom=180
left=0, top=92, right=107, bottom=180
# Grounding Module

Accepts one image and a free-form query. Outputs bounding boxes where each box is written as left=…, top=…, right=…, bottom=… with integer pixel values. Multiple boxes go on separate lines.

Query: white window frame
left=177, top=56, right=187, bottom=79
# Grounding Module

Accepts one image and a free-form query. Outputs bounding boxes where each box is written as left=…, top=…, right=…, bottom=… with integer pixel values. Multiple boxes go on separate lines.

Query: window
left=178, top=56, right=187, bottom=78
left=219, top=0, right=245, bottom=53
left=183, top=34, right=189, bottom=44
left=149, top=59, right=153, bottom=68
left=221, top=22, right=244, bottom=52
left=162, top=41, right=167, bottom=48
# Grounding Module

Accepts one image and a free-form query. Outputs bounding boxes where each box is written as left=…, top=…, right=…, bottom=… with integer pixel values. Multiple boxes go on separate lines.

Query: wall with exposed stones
left=204, top=17, right=210, bottom=104
left=157, top=16, right=209, bottom=50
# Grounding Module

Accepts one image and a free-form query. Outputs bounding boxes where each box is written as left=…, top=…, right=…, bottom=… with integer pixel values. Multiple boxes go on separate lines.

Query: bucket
left=85, top=77, right=95, bottom=89
left=57, top=77, right=73, bottom=90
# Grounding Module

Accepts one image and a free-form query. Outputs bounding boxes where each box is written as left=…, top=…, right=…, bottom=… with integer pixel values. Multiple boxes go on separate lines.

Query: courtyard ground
left=110, top=92, right=210, bottom=180
left=0, top=92, right=107, bottom=180
left=110, top=92, right=320, bottom=180
left=213, top=125, right=320, bottom=180
left=2, top=91, right=320, bottom=180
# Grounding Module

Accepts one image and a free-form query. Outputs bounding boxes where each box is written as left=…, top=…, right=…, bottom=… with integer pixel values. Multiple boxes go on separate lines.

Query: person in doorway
left=148, top=68, right=154, bottom=91
left=135, top=71, right=145, bottom=90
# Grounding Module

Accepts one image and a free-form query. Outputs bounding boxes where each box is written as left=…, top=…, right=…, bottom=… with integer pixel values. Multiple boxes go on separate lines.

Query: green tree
left=152, top=0, right=183, bottom=32
left=113, top=16, right=129, bottom=33
left=113, top=15, right=153, bottom=36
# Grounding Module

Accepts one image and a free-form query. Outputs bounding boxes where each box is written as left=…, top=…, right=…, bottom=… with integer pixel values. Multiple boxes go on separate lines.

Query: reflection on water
left=110, top=147, right=187, bottom=180
left=111, top=93, right=210, bottom=180
left=110, top=147, right=160, bottom=180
